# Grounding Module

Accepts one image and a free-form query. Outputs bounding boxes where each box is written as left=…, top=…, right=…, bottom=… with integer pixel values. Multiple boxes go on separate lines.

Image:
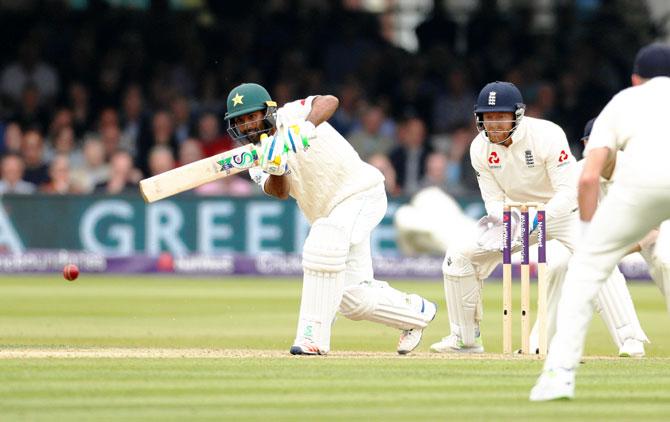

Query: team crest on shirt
left=525, top=149, right=535, bottom=167
left=488, top=151, right=501, bottom=168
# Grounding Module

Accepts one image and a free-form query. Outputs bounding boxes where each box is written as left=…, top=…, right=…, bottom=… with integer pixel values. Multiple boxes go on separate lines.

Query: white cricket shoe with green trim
left=429, top=333, right=484, bottom=353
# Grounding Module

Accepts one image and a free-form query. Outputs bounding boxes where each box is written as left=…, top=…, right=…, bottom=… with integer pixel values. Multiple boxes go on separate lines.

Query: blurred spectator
left=21, top=129, right=49, bottom=186
left=0, top=41, right=59, bottom=106
left=11, top=83, right=49, bottom=130
left=198, top=112, right=233, bottom=157
left=94, top=150, right=137, bottom=195
left=368, top=153, right=400, bottom=197
left=170, top=95, right=193, bottom=144
left=120, top=84, right=147, bottom=156
left=525, top=81, right=559, bottom=120
left=136, top=109, right=178, bottom=176
left=178, top=138, right=204, bottom=166
left=445, top=123, right=478, bottom=195
left=2, top=122, right=23, bottom=154
left=329, top=81, right=361, bottom=136
left=70, top=137, right=109, bottom=193
left=68, top=81, right=93, bottom=138
left=389, top=116, right=433, bottom=196
left=420, top=152, right=449, bottom=191
left=415, top=0, right=457, bottom=53
left=48, top=107, right=74, bottom=142
left=148, top=145, right=175, bottom=176
left=431, top=68, right=476, bottom=133
left=0, top=153, right=36, bottom=194
left=347, top=105, right=395, bottom=160
left=98, top=108, right=125, bottom=160
left=45, top=126, right=84, bottom=168
left=40, top=154, right=80, bottom=194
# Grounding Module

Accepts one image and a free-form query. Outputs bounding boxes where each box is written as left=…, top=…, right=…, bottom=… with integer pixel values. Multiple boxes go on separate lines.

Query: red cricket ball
left=63, top=264, right=79, bottom=281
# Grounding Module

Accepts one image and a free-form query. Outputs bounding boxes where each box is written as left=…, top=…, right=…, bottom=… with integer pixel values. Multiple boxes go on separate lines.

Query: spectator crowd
left=0, top=0, right=662, bottom=199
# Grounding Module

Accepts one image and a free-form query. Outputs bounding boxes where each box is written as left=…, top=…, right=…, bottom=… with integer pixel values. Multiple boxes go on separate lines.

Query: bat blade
left=139, top=143, right=260, bottom=203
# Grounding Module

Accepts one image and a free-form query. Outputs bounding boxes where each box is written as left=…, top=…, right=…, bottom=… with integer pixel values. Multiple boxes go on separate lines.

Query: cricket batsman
left=531, top=43, right=670, bottom=401
left=429, top=81, right=643, bottom=355
left=223, top=83, right=437, bottom=355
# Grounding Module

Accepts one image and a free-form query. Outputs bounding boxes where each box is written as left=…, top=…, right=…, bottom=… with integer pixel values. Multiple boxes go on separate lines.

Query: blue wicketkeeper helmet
left=474, top=81, right=525, bottom=143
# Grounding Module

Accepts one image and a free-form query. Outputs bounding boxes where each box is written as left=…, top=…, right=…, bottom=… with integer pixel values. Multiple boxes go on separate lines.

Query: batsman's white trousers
left=321, top=183, right=387, bottom=286
left=545, top=184, right=670, bottom=370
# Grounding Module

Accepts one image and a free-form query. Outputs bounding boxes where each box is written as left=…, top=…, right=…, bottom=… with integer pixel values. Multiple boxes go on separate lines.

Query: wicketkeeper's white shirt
left=249, top=96, right=384, bottom=223
left=585, top=76, right=670, bottom=188
left=470, top=116, right=578, bottom=221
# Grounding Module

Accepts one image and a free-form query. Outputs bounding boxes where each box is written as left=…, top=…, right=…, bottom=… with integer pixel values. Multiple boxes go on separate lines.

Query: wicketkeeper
left=430, top=81, right=645, bottom=355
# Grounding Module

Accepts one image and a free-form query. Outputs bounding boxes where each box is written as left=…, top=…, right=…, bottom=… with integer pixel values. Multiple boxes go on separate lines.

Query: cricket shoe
left=429, top=333, right=484, bottom=353
left=619, top=338, right=645, bottom=358
left=529, top=367, right=575, bottom=401
left=290, top=339, right=325, bottom=356
left=397, top=298, right=438, bottom=355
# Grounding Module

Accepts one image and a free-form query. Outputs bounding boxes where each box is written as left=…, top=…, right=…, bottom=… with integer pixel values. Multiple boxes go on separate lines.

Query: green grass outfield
left=1, top=276, right=669, bottom=421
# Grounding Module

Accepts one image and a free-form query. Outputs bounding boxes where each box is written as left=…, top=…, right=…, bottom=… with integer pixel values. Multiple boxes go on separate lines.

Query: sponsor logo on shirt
left=525, top=149, right=535, bottom=167
left=488, top=151, right=501, bottom=168
left=559, top=150, right=569, bottom=163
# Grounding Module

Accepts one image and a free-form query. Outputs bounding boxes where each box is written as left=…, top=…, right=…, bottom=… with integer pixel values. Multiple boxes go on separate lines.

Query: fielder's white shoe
left=397, top=299, right=437, bottom=355
left=529, top=368, right=575, bottom=402
left=619, top=338, right=645, bottom=357
left=290, top=339, right=325, bottom=356
left=429, top=333, right=484, bottom=353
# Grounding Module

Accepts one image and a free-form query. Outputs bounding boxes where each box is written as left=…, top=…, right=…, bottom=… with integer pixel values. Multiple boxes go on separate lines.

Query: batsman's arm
left=264, top=175, right=290, bottom=200
left=305, top=95, right=339, bottom=126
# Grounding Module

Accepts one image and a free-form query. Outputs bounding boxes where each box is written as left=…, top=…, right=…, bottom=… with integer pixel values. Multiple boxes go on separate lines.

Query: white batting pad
left=443, top=274, right=481, bottom=346
left=596, top=267, right=649, bottom=347
left=295, top=219, right=350, bottom=353
left=339, top=280, right=433, bottom=330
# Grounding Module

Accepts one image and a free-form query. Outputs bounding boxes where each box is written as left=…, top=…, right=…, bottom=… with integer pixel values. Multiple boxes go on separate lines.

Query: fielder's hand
left=260, top=134, right=289, bottom=176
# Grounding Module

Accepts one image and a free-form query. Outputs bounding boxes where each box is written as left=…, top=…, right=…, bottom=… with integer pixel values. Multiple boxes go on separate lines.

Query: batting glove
left=283, top=120, right=314, bottom=153
left=260, top=134, right=289, bottom=176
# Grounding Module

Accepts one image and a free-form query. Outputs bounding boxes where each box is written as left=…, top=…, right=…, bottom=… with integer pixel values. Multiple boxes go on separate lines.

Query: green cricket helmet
left=224, top=83, right=277, bottom=142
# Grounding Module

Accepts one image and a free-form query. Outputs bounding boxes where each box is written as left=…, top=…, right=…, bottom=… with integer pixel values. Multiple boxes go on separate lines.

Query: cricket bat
left=139, top=142, right=261, bottom=203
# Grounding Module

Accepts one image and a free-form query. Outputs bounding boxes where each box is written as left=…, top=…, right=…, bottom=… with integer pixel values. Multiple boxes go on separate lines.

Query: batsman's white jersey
left=249, top=96, right=384, bottom=223
left=249, top=95, right=435, bottom=355
left=470, top=116, right=577, bottom=222
left=545, top=76, right=670, bottom=371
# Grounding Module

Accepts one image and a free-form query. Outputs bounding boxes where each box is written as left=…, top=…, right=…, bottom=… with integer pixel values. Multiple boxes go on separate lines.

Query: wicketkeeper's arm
left=472, top=152, right=506, bottom=219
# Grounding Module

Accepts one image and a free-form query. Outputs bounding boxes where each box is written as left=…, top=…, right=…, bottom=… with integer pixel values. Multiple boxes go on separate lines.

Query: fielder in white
left=223, top=83, right=436, bottom=356
left=394, top=186, right=478, bottom=256
left=528, top=118, right=649, bottom=357
left=429, top=81, right=644, bottom=355
left=531, top=43, right=670, bottom=401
